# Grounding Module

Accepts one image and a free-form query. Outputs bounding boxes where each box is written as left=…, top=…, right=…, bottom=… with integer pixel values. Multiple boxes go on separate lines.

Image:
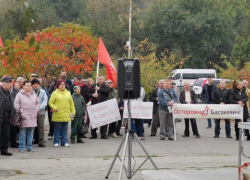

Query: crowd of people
left=0, top=71, right=249, bottom=156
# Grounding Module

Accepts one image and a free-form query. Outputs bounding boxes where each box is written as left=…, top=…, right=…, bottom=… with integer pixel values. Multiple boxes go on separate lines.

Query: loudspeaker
left=117, top=58, right=141, bottom=99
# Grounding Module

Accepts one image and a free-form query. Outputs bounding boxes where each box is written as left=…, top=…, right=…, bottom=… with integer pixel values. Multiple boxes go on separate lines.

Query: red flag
left=98, top=37, right=117, bottom=87
left=0, top=35, right=7, bottom=67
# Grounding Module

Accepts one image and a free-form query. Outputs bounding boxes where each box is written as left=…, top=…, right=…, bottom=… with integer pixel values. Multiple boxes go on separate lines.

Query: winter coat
left=201, top=84, right=217, bottom=103
left=229, top=87, right=249, bottom=120
left=0, top=87, right=16, bottom=122
left=33, top=87, right=48, bottom=116
left=72, top=93, right=86, bottom=118
left=213, top=88, right=230, bottom=104
left=87, top=83, right=110, bottom=105
left=14, top=89, right=40, bottom=128
left=158, top=88, right=178, bottom=111
left=49, top=89, right=76, bottom=122
left=70, top=82, right=90, bottom=103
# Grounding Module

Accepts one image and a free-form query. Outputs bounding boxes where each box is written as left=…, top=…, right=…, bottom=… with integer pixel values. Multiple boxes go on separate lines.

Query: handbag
left=80, top=120, right=89, bottom=136
left=11, top=112, right=21, bottom=127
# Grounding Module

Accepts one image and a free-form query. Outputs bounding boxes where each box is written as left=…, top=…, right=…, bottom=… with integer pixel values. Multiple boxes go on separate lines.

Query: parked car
left=193, top=78, right=232, bottom=102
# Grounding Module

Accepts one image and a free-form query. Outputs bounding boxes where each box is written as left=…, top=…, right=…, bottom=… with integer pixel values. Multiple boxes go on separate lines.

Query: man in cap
left=0, top=77, right=15, bottom=156
left=30, top=73, right=39, bottom=81
left=70, top=75, right=90, bottom=104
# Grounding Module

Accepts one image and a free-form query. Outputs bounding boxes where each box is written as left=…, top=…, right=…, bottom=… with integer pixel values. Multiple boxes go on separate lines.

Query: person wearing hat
left=70, top=86, right=86, bottom=144
left=0, top=77, right=15, bottom=156
left=70, top=74, right=90, bottom=104
left=30, top=73, right=39, bottom=81
left=31, top=79, right=48, bottom=147
left=106, top=79, right=119, bottom=138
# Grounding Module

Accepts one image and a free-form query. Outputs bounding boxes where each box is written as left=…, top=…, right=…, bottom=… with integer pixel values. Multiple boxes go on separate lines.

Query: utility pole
left=128, top=0, right=132, bottom=58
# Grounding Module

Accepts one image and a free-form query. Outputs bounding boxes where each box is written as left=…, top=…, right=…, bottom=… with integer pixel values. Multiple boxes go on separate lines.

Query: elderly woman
left=49, top=80, right=76, bottom=147
left=229, top=80, right=250, bottom=141
left=14, top=80, right=40, bottom=153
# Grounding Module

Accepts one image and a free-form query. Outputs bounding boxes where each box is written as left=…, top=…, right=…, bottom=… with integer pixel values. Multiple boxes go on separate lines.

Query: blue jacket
left=201, top=84, right=217, bottom=103
left=158, top=88, right=178, bottom=111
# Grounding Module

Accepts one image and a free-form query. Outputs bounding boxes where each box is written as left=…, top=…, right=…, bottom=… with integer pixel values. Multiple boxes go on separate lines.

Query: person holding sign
left=179, top=82, right=200, bottom=138
left=87, top=75, right=110, bottom=139
left=158, top=79, right=178, bottom=140
left=213, top=80, right=232, bottom=138
left=229, top=80, right=250, bottom=141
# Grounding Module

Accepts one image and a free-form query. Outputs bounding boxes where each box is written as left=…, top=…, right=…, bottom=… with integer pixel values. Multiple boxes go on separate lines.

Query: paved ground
left=0, top=117, right=249, bottom=180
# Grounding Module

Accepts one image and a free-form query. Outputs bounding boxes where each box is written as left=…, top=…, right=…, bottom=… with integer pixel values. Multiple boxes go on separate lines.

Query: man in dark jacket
left=149, top=79, right=164, bottom=136
left=179, top=82, right=200, bottom=138
left=201, top=77, right=217, bottom=129
left=70, top=75, right=90, bottom=103
left=0, top=77, right=14, bottom=156
left=213, top=80, right=232, bottom=138
left=87, top=75, right=110, bottom=139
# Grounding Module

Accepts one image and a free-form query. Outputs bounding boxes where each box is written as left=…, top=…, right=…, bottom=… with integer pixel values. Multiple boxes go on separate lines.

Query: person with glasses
left=49, top=80, right=76, bottom=147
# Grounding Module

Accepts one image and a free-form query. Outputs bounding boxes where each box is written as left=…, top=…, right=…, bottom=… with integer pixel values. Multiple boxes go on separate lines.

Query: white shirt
left=185, top=90, right=191, bottom=103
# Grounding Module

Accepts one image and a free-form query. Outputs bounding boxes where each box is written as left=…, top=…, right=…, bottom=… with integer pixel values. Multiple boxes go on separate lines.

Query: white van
left=170, top=69, right=217, bottom=87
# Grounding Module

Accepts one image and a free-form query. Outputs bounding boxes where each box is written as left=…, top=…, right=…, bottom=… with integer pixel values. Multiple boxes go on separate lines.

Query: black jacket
left=70, top=83, right=90, bottom=104
left=0, top=87, right=15, bottom=122
left=179, top=90, right=197, bottom=104
left=229, top=87, right=249, bottom=119
left=150, top=88, right=159, bottom=113
left=87, top=83, right=110, bottom=105
left=213, top=88, right=230, bottom=104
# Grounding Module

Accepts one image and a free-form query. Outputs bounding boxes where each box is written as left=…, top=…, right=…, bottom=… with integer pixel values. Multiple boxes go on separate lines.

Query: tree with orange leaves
left=0, top=23, right=98, bottom=79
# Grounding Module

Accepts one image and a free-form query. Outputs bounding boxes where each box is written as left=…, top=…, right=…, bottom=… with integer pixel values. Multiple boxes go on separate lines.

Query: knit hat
left=73, top=86, right=80, bottom=93
left=31, top=79, right=40, bottom=85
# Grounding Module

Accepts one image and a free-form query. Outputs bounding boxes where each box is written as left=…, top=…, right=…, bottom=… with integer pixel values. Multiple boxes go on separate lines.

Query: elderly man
left=213, top=80, right=232, bottom=138
left=30, top=73, right=39, bottom=81
left=87, top=75, right=110, bottom=139
left=201, top=77, right=217, bottom=129
left=179, top=82, right=200, bottom=138
left=158, top=79, right=178, bottom=140
left=0, top=77, right=15, bottom=156
left=16, top=77, right=25, bottom=90
left=149, top=79, right=164, bottom=136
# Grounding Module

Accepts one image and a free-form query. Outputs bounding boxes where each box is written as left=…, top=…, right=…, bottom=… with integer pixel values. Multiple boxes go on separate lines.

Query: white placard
left=173, top=104, right=243, bottom=119
left=87, top=98, right=121, bottom=129
left=123, top=101, right=153, bottom=119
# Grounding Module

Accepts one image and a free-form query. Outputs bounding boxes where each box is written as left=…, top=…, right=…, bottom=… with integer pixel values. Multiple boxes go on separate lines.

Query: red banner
left=98, top=37, right=117, bottom=87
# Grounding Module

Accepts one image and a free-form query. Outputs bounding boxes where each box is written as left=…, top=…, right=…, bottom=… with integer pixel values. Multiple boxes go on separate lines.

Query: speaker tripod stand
left=105, top=99, right=158, bottom=180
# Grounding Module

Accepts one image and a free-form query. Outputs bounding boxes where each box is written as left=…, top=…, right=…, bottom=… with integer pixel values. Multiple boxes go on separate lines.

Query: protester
left=106, top=79, right=119, bottom=138
left=14, top=80, right=40, bottom=153
left=9, top=79, right=19, bottom=148
left=31, top=79, right=48, bottom=147
left=70, top=86, right=86, bottom=144
left=242, top=80, right=250, bottom=109
left=229, top=81, right=250, bottom=141
left=14, top=81, right=20, bottom=89
left=213, top=80, right=232, bottom=138
left=168, top=76, right=179, bottom=97
left=16, top=77, right=25, bottom=90
left=49, top=80, right=76, bottom=147
left=60, top=70, right=72, bottom=87
left=0, top=77, right=15, bottom=156
left=88, top=75, right=110, bottom=139
left=150, top=79, right=164, bottom=136
left=201, top=77, right=217, bottom=129
left=179, top=82, right=200, bottom=138
left=30, top=73, right=39, bottom=81
left=87, top=78, right=94, bottom=88
left=70, top=74, right=90, bottom=103
left=158, top=79, right=178, bottom=140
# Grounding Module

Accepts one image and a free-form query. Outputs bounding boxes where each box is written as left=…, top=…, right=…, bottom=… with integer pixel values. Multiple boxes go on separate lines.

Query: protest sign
left=87, top=98, right=121, bottom=129
left=123, top=101, right=153, bottom=119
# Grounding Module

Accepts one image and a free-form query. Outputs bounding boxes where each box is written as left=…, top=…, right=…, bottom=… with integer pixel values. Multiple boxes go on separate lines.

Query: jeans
left=19, top=127, right=34, bottom=151
left=214, top=119, right=231, bottom=136
left=54, top=122, right=68, bottom=145
left=207, top=101, right=214, bottom=126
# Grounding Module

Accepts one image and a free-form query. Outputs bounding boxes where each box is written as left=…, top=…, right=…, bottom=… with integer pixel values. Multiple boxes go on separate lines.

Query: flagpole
left=128, top=0, right=132, bottom=58
left=95, top=61, right=100, bottom=93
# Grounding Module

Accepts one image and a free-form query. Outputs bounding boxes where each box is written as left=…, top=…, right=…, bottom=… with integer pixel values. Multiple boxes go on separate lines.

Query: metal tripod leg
left=133, top=133, right=159, bottom=170
left=105, top=134, right=127, bottom=179
left=118, top=132, right=130, bottom=180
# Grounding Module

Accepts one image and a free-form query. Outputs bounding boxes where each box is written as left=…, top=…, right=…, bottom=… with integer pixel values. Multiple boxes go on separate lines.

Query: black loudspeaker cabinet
left=117, top=58, right=141, bottom=99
